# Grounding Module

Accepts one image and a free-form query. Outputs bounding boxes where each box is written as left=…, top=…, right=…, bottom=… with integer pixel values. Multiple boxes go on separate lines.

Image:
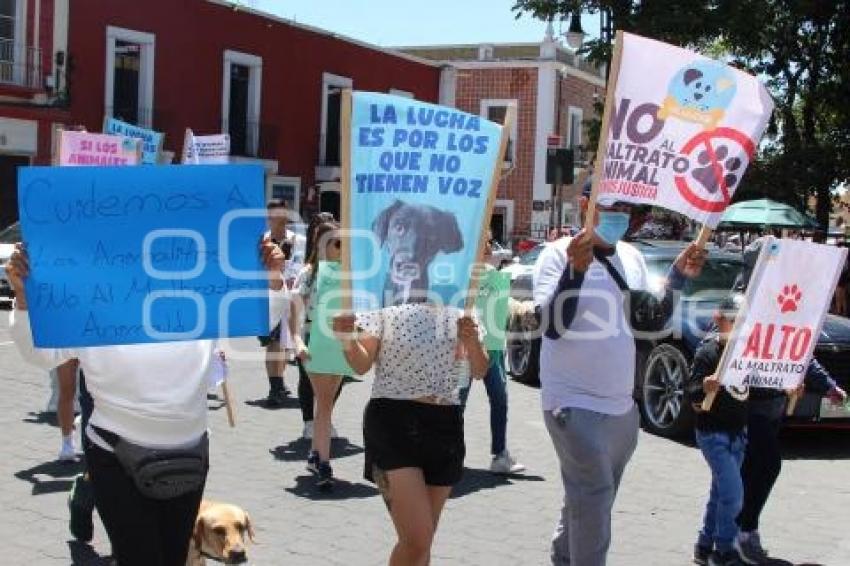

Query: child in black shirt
left=685, top=295, right=748, bottom=566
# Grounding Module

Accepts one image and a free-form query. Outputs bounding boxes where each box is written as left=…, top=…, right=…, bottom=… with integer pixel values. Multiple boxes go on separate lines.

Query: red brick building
left=0, top=0, right=70, bottom=228
left=48, top=0, right=441, bottom=221
left=402, top=30, right=605, bottom=243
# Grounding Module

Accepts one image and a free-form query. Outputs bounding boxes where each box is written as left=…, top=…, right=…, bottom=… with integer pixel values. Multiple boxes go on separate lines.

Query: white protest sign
left=181, top=128, right=230, bottom=164
left=718, top=237, right=846, bottom=391
left=598, top=32, right=774, bottom=228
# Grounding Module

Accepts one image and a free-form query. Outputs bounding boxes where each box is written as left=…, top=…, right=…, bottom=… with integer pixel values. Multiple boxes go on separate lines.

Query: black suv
left=506, top=240, right=850, bottom=437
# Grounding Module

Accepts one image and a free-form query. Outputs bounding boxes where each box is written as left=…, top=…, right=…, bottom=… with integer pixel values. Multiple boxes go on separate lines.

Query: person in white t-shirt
left=6, top=236, right=285, bottom=566
left=533, top=185, right=705, bottom=566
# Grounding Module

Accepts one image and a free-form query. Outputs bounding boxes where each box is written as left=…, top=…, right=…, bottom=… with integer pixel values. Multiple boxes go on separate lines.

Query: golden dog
left=186, top=500, right=255, bottom=565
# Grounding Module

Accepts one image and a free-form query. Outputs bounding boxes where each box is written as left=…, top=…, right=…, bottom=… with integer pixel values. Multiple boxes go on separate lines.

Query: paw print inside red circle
left=778, top=284, right=802, bottom=313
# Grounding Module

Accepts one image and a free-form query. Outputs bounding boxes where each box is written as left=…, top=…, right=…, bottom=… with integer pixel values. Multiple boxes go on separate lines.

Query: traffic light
left=546, top=148, right=574, bottom=185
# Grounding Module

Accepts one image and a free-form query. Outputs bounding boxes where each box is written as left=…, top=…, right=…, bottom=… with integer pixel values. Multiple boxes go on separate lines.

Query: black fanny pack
left=596, top=253, right=666, bottom=333
left=94, top=426, right=209, bottom=500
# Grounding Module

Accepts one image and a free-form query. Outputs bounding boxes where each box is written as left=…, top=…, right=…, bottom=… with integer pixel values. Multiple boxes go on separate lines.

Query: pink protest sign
left=58, top=131, right=141, bottom=166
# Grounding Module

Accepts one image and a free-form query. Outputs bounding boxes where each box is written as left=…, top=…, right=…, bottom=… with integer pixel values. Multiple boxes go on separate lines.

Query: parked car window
left=645, top=256, right=741, bottom=297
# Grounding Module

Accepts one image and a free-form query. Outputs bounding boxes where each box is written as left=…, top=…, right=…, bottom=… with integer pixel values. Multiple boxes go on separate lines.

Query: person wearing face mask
left=532, top=181, right=706, bottom=566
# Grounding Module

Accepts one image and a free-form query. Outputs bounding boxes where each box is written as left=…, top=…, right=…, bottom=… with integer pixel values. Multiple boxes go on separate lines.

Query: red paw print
left=777, top=284, right=802, bottom=313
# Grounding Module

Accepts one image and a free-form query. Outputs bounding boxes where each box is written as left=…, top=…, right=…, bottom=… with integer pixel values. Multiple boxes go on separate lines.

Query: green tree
left=513, top=0, right=850, bottom=234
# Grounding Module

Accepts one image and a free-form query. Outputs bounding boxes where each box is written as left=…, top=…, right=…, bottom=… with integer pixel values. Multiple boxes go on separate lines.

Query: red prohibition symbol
left=674, top=127, right=756, bottom=213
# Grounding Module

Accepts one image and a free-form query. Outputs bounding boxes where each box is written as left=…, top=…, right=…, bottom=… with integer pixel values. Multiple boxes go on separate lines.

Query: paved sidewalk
left=1, top=316, right=848, bottom=565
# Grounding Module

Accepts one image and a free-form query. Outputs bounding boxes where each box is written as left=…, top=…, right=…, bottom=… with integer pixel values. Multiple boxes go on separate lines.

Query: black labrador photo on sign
left=372, top=199, right=463, bottom=306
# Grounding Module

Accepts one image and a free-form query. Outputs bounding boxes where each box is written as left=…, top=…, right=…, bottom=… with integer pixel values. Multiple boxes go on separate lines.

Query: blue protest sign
left=18, top=164, right=270, bottom=347
left=346, top=92, right=504, bottom=309
left=103, top=117, right=164, bottom=165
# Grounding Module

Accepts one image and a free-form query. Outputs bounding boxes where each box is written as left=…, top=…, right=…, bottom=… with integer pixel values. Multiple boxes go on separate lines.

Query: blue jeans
left=459, top=351, right=507, bottom=456
left=696, top=429, right=747, bottom=553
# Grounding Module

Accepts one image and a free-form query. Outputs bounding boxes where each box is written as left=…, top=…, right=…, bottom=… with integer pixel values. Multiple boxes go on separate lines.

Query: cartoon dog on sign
left=657, top=61, right=737, bottom=130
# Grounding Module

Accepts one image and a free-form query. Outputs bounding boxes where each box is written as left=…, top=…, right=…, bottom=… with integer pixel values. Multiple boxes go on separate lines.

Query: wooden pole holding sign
left=464, top=106, right=516, bottom=313
left=786, top=391, right=800, bottom=416
left=583, top=30, right=625, bottom=229
left=695, top=225, right=714, bottom=249
left=221, top=379, right=236, bottom=427
left=339, top=89, right=354, bottom=313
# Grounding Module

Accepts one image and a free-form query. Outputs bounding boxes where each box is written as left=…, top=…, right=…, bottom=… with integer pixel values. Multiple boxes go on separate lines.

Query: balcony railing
left=0, top=38, right=42, bottom=89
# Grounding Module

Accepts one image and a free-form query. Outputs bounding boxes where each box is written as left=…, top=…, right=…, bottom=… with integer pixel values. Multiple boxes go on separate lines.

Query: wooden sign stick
left=464, top=105, right=516, bottom=313
left=339, top=89, right=353, bottom=313
left=221, top=377, right=236, bottom=428
left=695, top=225, right=713, bottom=250
left=582, top=30, right=625, bottom=230
left=181, top=128, right=193, bottom=164
left=786, top=390, right=800, bottom=416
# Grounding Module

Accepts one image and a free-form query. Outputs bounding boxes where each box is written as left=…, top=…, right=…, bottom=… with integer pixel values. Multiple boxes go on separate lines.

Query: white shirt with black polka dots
left=356, top=304, right=484, bottom=404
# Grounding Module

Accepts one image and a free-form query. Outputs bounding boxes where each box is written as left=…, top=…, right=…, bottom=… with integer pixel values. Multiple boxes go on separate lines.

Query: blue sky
left=243, top=0, right=599, bottom=47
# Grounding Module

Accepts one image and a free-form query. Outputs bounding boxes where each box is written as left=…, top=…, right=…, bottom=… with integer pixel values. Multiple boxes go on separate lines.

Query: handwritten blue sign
left=104, top=117, right=164, bottom=165
left=18, top=164, right=270, bottom=347
left=348, top=92, right=503, bottom=309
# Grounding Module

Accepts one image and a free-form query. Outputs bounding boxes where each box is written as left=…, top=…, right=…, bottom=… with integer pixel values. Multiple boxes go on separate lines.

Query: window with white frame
left=222, top=50, right=262, bottom=157
left=481, top=99, right=517, bottom=165
left=0, top=0, right=26, bottom=85
left=567, top=106, right=583, bottom=149
left=105, top=27, right=155, bottom=127
left=390, top=88, right=414, bottom=99
left=320, top=72, right=352, bottom=167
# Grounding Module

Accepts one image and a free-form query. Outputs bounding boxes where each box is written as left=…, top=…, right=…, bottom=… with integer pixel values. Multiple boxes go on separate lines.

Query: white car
left=0, top=222, right=20, bottom=306
left=487, top=240, right=514, bottom=268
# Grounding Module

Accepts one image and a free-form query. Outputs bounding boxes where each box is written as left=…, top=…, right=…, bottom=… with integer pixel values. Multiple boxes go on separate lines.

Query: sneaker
left=734, top=531, right=769, bottom=565
left=489, top=450, right=525, bottom=474
left=694, top=544, right=712, bottom=565
left=68, top=474, right=94, bottom=542
left=306, top=450, right=320, bottom=474
left=58, top=437, right=77, bottom=462
left=316, top=462, right=334, bottom=490
left=302, top=421, right=314, bottom=440
left=708, top=550, right=739, bottom=566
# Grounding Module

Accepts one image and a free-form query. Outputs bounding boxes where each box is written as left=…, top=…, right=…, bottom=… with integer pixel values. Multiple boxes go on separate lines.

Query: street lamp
left=564, top=8, right=586, bottom=49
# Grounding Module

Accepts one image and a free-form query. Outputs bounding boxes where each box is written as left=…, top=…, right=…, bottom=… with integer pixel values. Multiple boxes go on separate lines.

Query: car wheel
left=506, top=316, right=540, bottom=386
left=639, top=343, right=693, bottom=438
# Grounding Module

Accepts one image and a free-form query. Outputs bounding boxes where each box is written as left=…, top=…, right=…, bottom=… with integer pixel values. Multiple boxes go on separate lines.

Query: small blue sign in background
left=103, top=117, right=164, bottom=165
left=18, top=164, right=270, bottom=347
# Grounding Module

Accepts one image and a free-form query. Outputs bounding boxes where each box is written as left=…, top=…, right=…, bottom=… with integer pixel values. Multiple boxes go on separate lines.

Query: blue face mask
left=595, top=211, right=630, bottom=246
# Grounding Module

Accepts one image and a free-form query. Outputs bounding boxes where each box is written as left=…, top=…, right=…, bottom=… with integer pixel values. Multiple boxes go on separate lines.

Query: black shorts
left=257, top=322, right=282, bottom=347
left=363, top=398, right=465, bottom=487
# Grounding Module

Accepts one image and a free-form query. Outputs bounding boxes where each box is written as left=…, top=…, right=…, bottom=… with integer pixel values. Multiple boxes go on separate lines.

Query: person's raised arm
left=533, top=232, right=593, bottom=340
left=458, top=315, right=489, bottom=379
left=260, top=235, right=285, bottom=291
left=6, top=243, right=77, bottom=369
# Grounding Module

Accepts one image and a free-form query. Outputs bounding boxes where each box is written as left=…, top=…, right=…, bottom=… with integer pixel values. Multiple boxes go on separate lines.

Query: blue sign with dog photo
left=346, top=91, right=505, bottom=310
